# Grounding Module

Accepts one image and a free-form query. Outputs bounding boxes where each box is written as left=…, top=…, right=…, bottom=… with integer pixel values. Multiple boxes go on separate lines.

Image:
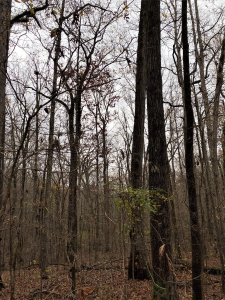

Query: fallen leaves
left=159, top=244, right=165, bottom=261
left=77, top=287, right=94, bottom=299
left=0, top=259, right=223, bottom=300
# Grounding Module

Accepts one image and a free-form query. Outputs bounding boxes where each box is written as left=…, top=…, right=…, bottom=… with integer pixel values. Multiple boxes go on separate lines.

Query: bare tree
left=0, top=0, right=11, bottom=290
left=182, top=0, right=203, bottom=298
left=128, top=0, right=150, bottom=280
left=147, top=1, right=178, bottom=299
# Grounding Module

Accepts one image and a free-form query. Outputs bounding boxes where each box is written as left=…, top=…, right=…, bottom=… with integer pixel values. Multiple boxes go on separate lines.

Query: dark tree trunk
left=147, top=1, right=178, bottom=299
left=128, top=0, right=150, bottom=280
left=32, top=72, right=40, bottom=263
left=67, top=88, right=82, bottom=293
left=182, top=1, right=203, bottom=299
left=95, top=104, right=100, bottom=258
left=102, top=120, right=110, bottom=252
left=0, top=0, right=11, bottom=290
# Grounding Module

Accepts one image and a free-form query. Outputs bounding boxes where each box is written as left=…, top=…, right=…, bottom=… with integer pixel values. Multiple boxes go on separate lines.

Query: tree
left=0, top=0, right=11, bottom=290
left=182, top=0, right=203, bottom=299
left=50, top=2, right=129, bottom=292
left=39, top=0, right=66, bottom=280
left=128, top=0, right=150, bottom=280
left=147, top=0, right=178, bottom=299
left=0, top=1, right=49, bottom=290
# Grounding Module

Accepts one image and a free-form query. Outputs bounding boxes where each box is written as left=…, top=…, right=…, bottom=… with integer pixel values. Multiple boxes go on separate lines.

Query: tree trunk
left=102, top=119, right=110, bottom=252
left=32, top=72, right=40, bottom=260
left=67, top=89, right=82, bottom=293
left=147, top=1, right=178, bottom=299
left=0, top=0, right=12, bottom=290
left=40, top=0, right=65, bottom=278
left=128, top=0, right=150, bottom=280
left=182, top=1, right=203, bottom=299
left=95, top=103, right=100, bottom=258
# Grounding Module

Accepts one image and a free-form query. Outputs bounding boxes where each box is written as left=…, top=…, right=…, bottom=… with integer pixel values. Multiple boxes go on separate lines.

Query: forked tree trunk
left=147, top=1, right=178, bottom=299
left=128, top=0, right=150, bottom=280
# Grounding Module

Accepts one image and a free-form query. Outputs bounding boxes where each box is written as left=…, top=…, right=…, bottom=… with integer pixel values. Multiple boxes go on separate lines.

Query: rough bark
left=147, top=1, right=178, bottom=299
left=182, top=1, right=203, bottom=299
left=0, top=0, right=11, bottom=290
left=128, top=0, right=150, bottom=280
left=67, top=88, right=82, bottom=293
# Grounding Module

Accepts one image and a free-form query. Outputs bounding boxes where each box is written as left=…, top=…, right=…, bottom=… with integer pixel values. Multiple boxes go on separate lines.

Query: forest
left=0, top=0, right=225, bottom=299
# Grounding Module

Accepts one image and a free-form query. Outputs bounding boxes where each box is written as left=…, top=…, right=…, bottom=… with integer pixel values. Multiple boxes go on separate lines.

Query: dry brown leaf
left=166, top=253, right=175, bottom=276
left=51, top=29, right=57, bottom=38
left=159, top=244, right=165, bottom=261
left=77, top=287, right=94, bottom=299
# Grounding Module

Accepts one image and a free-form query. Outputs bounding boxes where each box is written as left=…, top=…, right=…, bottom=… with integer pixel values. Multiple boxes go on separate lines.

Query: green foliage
left=149, top=188, right=173, bottom=213
left=30, top=4, right=35, bottom=15
left=115, top=186, right=156, bottom=219
left=116, top=186, right=173, bottom=217
left=114, top=186, right=173, bottom=236
left=116, top=186, right=171, bottom=214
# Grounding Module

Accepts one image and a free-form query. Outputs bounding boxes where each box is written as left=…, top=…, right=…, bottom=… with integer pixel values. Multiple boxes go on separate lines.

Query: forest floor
left=0, top=257, right=223, bottom=300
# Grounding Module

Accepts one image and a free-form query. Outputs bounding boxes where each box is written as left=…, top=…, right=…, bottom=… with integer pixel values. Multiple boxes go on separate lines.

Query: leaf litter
left=0, top=260, right=223, bottom=299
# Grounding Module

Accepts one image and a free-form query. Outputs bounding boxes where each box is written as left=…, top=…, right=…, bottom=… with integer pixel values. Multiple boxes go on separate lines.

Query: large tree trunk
left=182, top=1, right=203, bottom=299
left=147, top=1, right=178, bottom=299
left=128, top=0, right=150, bottom=280
left=0, top=0, right=12, bottom=290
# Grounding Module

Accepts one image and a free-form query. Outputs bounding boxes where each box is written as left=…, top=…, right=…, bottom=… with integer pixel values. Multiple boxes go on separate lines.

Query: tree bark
left=67, top=88, right=82, bottom=293
left=0, top=0, right=11, bottom=290
left=147, top=1, right=178, bottom=299
left=128, top=0, right=150, bottom=280
left=182, top=1, right=203, bottom=299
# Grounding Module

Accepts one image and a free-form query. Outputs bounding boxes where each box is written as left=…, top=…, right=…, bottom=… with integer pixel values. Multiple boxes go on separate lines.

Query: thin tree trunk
left=102, top=119, right=110, bottom=252
left=169, top=134, right=182, bottom=260
left=95, top=104, right=100, bottom=259
left=32, top=71, right=40, bottom=261
left=33, top=71, right=40, bottom=211
left=193, top=92, right=214, bottom=242
left=40, top=0, right=65, bottom=278
left=190, top=1, right=225, bottom=276
left=67, top=88, right=82, bottom=293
